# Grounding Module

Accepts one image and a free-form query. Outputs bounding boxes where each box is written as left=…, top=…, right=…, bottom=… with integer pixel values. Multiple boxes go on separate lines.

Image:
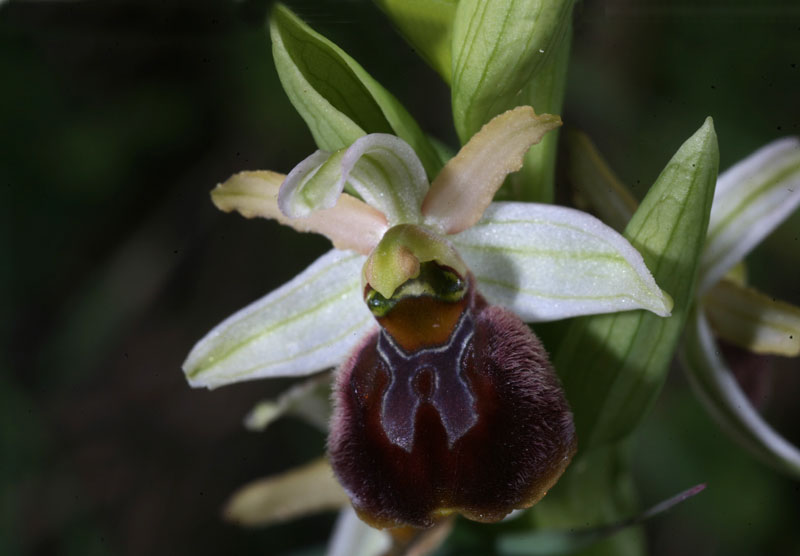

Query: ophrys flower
left=183, top=106, right=672, bottom=527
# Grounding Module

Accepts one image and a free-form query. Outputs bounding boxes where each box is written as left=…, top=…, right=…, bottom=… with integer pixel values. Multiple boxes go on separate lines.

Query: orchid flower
left=569, top=132, right=800, bottom=477
left=182, top=105, right=672, bottom=530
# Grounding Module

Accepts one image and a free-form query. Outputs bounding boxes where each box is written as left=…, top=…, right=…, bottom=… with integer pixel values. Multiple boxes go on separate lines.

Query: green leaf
left=509, top=24, right=572, bottom=203
left=565, top=129, right=638, bottom=233
left=553, top=118, right=719, bottom=449
left=524, top=444, right=646, bottom=556
left=183, top=249, right=373, bottom=389
left=681, top=307, right=800, bottom=478
left=452, top=202, right=672, bottom=322
left=270, top=4, right=443, bottom=177
left=373, top=0, right=458, bottom=82
left=450, top=0, right=574, bottom=143
left=500, top=476, right=704, bottom=555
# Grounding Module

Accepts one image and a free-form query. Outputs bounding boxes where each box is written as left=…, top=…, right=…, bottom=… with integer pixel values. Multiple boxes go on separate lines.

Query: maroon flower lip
left=329, top=270, right=577, bottom=529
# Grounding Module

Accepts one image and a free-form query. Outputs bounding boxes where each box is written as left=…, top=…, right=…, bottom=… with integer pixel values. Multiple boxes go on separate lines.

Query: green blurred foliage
left=2, top=1, right=798, bottom=555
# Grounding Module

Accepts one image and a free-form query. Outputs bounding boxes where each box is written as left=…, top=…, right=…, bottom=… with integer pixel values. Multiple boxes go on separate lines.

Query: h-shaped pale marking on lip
left=376, top=312, right=478, bottom=452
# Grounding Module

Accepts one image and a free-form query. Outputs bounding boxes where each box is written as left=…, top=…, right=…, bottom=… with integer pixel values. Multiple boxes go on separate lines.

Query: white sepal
left=327, top=507, right=392, bottom=556
left=700, top=137, right=800, bottom=293
left=453, top=202, right=673, bottom=321
left=183, top=249, right=374, bottom=389
left=681, top=308, right=800, bottom=477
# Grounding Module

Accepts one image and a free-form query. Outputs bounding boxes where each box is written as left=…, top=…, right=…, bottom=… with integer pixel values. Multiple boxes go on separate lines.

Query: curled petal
left=183, top=249, right=375, bottom=389
left=422, top=106, right=561, bottom=235
left=279, top=134, right=429, bottom=226
left=452, top=202, right=673, bottom=321
left=700, top=137, right=800, bottom=293
left=704, top=279, right=800, bottom=357
left=213, top=171, right=387, bottom=255
left=341, top=134, right=430, bottom=224
left=681, top=308, right=800, bottom=478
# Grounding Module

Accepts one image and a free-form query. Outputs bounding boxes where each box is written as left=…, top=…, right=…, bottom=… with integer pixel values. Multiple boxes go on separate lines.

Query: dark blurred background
left=2, top=1, right=799, bottom=555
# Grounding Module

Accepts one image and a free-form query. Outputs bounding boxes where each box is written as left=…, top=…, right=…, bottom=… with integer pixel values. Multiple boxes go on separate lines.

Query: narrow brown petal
left=421, top=106, right=561, bottom=235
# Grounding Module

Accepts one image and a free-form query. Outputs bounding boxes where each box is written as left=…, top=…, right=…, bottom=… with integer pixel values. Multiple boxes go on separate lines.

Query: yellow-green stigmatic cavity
left=365, top=262, right=467, bottom=318
left=366, top=262, right=469, bottom=354
left=363, top=224, right=468, bottom=300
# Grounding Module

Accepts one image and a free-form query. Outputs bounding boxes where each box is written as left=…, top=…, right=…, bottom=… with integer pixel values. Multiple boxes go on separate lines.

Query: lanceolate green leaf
left=526, top=444, right=645, bottom=556
left=509, top=24, right=572, bottom=204
left=270, top=3, right=443, bottom=177
left=183, top=249, right=373, bottom=389
left=553, top=118, right=719, bottom=449
left=373, top=0, right=458, bottom=82
left=450, top=0, right=574, bottom=143
left=566, top=129, right=638, bottom=233
left=501, top=478, right=704, bottom=555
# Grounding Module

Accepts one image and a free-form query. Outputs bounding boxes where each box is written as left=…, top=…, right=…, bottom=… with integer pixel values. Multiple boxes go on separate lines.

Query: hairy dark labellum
left=328, top=263, right=577, bottom=529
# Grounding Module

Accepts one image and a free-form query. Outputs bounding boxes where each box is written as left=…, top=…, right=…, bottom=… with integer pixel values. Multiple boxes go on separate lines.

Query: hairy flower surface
left=183, top=106, right=672, bottom=527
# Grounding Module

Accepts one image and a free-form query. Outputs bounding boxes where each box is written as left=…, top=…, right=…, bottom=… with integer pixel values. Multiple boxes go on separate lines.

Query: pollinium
left=329, top=262, right=577, bottom=529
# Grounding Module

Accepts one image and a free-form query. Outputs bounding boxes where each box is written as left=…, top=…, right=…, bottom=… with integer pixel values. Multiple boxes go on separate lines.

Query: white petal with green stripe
left=452, top=202, right=672, bottom=321
left=183, top=249, right=374, bottom=389
left=681, top=308, right=800, bottom=477
left=700, top=137, right=800, bottom=293
left=279, top=134, right=429, bottom=225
